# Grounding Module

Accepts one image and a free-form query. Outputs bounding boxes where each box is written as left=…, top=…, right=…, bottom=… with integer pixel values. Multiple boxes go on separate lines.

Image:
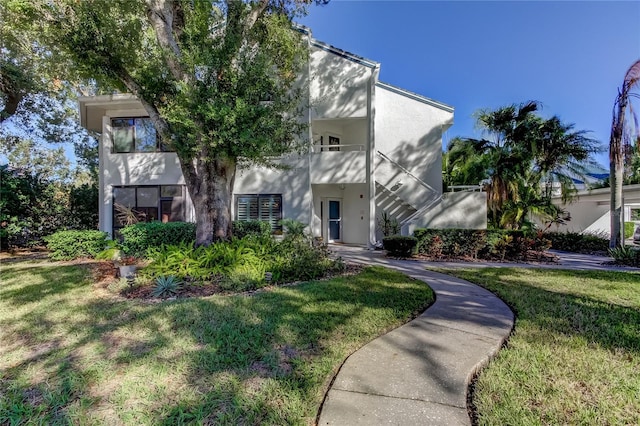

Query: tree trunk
left=182, top=156, right=236, bottom=246
left=610, top=92, right=626, bottom=249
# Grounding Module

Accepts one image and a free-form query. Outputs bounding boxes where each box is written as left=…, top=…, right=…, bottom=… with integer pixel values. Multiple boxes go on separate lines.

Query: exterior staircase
left=374, top=151, right=442, bottom=235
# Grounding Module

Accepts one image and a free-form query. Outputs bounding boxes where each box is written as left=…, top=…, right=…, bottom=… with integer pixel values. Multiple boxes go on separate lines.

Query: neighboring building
left=549, top=184, right=640, bottom=237
left=79, top=34, right=487, bottom=247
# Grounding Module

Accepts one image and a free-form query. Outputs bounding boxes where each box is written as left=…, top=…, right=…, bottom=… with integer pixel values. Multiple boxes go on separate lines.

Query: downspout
left=367, top=64, right=381, bottom=249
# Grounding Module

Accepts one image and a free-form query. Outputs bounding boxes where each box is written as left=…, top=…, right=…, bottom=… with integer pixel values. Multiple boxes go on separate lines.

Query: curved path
left=318, top=246, right=637, bottom=425
left=318, top=247, right=514, bottom=425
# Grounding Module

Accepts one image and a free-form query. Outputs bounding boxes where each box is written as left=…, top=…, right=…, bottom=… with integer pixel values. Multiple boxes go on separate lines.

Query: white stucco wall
left=309, top=45, right=373, bottom=119
left=374, top=84, right=453, bottom=192
left=407, top=192, right=488, bottom=232
left=233, top=156, right=312, bottom=226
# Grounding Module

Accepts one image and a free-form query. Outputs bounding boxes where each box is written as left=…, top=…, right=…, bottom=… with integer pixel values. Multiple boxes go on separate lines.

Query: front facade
left=79, top=36, right=487, bottom=247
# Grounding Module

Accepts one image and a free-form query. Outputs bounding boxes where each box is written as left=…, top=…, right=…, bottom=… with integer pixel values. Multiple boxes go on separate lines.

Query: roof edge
left=376, top=81, right=454, bottom=113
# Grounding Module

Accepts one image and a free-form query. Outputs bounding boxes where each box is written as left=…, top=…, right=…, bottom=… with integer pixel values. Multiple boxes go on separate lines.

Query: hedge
left=412, top=228, right=550, bottom=261
left=45, top=230, right=109, bottom=260
left=120, top=222, right=196, bottom=257
left=543, top=231, right=609, bottom=254
left=383, top=236, right=418, bottom=257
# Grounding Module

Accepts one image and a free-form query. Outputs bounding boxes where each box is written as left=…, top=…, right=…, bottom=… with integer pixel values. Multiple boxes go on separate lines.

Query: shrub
left=45, top=230, right=109, bottom=260
left=544, top=232, right=609, bottom=254
left=232, top=220, right=272, bottom=240
left=413, top=228, right=548, bottom=261
left=608, top=245, right=640, bottom=267
left=383, top=236, right=418, bottom=257
left=120, top=222, right=196, bottom=257
left=624, top=222, right=635, bottom=239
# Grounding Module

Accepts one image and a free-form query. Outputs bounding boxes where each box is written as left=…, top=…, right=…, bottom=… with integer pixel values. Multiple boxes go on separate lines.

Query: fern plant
left=152, top=275, right=182, bottom=299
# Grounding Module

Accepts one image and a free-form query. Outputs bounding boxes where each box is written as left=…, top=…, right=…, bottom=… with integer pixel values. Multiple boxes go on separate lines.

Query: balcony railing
left=311, top=144, right=365, bottom=153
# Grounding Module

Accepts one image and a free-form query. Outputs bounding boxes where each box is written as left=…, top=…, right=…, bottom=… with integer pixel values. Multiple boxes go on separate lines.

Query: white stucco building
left=79, top=35, right=487, bottom=247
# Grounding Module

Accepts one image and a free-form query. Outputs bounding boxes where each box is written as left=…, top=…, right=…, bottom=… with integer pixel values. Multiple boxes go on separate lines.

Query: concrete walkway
left=318, top=246, right=637, bottom=426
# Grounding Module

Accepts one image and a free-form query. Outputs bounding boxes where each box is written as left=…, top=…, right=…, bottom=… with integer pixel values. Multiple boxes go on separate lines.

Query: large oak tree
left=10, top=0, right=324, bottom=245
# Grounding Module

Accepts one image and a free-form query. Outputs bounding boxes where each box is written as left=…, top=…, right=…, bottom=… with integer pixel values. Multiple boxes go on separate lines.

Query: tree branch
left=145, top=0, right=190, bottom=83
left=244, top=0, right=270, bottom=33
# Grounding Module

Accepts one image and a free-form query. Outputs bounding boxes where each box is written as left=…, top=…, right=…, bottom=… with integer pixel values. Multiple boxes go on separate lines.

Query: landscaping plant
left=44, top=230, right=109, bottom=260
left=152, top=275, right=183, bottom=299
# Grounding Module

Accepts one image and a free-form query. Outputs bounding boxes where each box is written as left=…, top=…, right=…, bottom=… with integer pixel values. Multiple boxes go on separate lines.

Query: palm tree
left=446, top=101, right=599, bottom=229
left=610, top=59, right=640, bottom=248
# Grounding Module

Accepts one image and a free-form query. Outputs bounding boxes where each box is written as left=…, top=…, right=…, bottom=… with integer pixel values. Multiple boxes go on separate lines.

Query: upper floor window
left=111, top=117, right=171, bottom=153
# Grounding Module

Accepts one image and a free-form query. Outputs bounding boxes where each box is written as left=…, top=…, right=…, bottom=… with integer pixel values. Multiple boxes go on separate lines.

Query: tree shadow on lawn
left=1, top=265, right=433, bottom=424
left=454, top=268, right=640, bottom=354
left=0, top=264, right=90, bottom=305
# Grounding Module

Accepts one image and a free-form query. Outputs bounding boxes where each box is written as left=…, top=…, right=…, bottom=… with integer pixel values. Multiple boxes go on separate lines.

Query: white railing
left=311, top=144, right=365, bottom=152
left=448, top=185, right=485, bottom=192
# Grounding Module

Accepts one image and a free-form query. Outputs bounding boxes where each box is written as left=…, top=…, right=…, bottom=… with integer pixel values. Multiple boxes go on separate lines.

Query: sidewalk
left=318, top=248, right=514, bottom=425
left=318, top=246, right=637, bottom=425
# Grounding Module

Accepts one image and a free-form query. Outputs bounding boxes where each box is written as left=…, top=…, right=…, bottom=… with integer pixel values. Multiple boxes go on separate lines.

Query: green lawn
left=440, top=268, right=640, bottom=425
left=0, top=261, right=433, bottom=425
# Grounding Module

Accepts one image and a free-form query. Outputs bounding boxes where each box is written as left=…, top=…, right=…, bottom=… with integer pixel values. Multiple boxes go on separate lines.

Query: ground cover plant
left=0, top=260, right=433, bottom=425
left=437, top=267, right=640, bottom=425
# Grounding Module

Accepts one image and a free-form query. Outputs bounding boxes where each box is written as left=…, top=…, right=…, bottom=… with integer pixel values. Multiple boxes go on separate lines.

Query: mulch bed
left=88, top=261, right=365, bottom=301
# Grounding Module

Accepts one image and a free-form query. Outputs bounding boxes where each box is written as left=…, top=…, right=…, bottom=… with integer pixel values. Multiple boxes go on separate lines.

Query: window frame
left=112, top=185, right=186, bottom=237
left=110, top=117, right=172, bottom=153
left=235, top=194, right=283, bottom=232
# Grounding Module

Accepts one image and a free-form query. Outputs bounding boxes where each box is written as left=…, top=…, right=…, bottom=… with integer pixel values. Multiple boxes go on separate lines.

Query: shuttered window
left=235, top=194, right=282, bottom=232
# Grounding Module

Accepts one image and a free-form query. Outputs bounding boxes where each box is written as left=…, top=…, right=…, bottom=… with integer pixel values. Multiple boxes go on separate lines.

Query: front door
left=328, top=199, right=342, bottom=242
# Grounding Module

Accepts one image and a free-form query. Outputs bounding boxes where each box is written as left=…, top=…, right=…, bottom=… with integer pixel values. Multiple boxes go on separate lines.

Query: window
left=112, top=185, right=185, bottom=236
left=236, top=194, right=282, bottom=232
left=111, top=117, right=170, bottom=153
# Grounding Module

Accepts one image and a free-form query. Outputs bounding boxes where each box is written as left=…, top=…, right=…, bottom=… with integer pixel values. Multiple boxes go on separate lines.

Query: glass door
left=328, top=199, right=341, bottom=242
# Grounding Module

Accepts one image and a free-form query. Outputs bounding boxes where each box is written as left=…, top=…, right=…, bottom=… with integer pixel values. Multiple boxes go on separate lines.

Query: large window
left=111, top=117, right=170, bottom=153
left=112, top=185, right=185, bottom=236
left=235, top=194, right=283, bottom=232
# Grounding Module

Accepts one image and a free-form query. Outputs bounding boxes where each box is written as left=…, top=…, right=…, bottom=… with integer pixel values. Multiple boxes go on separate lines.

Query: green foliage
left=152, top=275, right=182, bottom=299
left=413, top=228, right=551, bottom=261
left=544, top=231, right=609, bottom=254
left=383, top=236, right=418, bottom=257
left=445, top=102, right=600, bottom=229
left=232, top=220, right=272, bottom=240
left=608, top=245, right=640, bottom=266
left=280, top=218, right=307, bottom=240
left=0, top=165, right=99, bottom=249
left=119, top=222, right=196, bottom=257
left=95, top=240, right=122, bottom=261
left=143, top=235, right=340, bottom=291
left=44, top=230, right=108, bottom=260
left=377, top=211, right=401, bottom=237
left=624, top=222, right=635, bottom=239
left=9, top=0, right=320, bottom=243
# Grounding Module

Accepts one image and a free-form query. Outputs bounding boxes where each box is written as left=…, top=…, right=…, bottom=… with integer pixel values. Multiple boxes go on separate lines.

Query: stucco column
left=367, top=65, right=381, bottom=249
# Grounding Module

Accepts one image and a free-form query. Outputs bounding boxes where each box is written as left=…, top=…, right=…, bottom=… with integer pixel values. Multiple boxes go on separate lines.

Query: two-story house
left=79, top=33, right=486, bottom=247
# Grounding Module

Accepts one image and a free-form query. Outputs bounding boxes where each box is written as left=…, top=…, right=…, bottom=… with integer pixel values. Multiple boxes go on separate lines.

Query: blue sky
left=298, top=0, right=640, bottom=168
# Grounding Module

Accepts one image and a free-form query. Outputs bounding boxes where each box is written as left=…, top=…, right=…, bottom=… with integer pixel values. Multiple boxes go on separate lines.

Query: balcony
left=309, top=143, right=367, bottom=184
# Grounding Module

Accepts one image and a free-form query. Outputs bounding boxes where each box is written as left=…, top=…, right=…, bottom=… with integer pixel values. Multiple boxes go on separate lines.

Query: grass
left=0, top=260, right=434, bottom=425
left=438, top=267, right=640, bottom=425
